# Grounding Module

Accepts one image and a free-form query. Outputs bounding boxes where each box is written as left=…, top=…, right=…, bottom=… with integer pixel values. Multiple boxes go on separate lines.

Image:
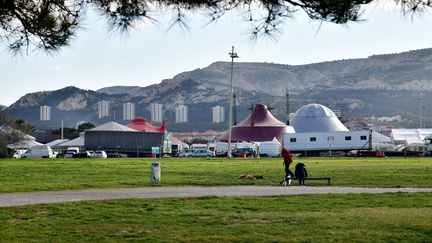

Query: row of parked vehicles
left=179, top=147, right=258, bottom=158
left=178, top=140, right=282, bottom=158
left=13, top=145, right=108, bottom=159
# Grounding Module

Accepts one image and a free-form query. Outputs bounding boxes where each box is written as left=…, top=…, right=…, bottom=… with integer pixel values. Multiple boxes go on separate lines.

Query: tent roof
left=219, top=104, right=295, bottom=142
left=58, top=134, right=85, bottom=147
left=372, top=131, right=391, bottom=144
left=291, top=103, right=348, bottom=132
left=46, top=139, right=70, bottom=148
left=89, top=121, right=137, bottom=132
left=127, top=117, right=167, bottom=133
left=391, top=128, right=432, bottom=145
left=2, top=125, right=41, bottom=149
left=7, top=139, right=42, bottom=149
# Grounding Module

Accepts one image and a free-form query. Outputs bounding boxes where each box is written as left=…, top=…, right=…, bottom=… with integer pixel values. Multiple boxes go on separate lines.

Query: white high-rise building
left=122, top=102, right=135, bottom=120
left=212, top=106, right=225, bottom=123
left=175, top=105, right=188, bottom=123
left=150, top=103, right=163, bottom=123
left=98, top=100, right=110, bottom=119
left=40, top=105, right=51, bottom=121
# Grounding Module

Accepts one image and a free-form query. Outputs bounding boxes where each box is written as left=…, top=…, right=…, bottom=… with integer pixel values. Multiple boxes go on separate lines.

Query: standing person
left=282, top=147, right=295, bottom=178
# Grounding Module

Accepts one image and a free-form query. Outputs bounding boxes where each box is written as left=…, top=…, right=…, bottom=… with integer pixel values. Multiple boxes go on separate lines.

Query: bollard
left=150, top=162, right=161, bottom=185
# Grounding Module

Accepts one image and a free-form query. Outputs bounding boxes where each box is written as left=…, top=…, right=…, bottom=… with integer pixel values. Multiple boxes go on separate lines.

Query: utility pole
left=419, top=94, right=424, bottom=128
left=228, top=46, right=238, bottom=158
left=286, top=88, right=290, bottom=125
left=61, top=120, right=64, bottom=140
left=233, top=92, right=237, bottom=125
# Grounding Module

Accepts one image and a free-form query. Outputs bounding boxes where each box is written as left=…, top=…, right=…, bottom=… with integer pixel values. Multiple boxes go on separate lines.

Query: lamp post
left=228, top=46, right=238, bottom=158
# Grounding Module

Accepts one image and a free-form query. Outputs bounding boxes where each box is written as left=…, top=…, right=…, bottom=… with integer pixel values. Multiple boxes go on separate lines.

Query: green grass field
left=1, top=157, right=431, bottom=242
left=0, top=157, right=431, bottom=192
left=1, top=193, right=431, bottom=242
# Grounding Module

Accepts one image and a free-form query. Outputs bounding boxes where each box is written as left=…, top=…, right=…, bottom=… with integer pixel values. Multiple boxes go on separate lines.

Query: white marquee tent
left=391, top=128, right=432, bottom=145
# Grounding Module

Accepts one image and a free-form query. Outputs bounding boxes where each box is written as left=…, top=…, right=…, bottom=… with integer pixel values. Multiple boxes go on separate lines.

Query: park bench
left=287, top=177, right=332, bottom=186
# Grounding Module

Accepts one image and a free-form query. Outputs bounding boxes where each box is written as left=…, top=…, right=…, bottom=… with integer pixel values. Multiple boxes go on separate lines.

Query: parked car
left=13, top=149, right=27, bottom=158
left=231, top=148, right=255, bottom=157
left=92, top=150, right=108, bottom=158
left=75, top=151, right=93, bottom=158
left=21, top=145, right=55, bottom=158
left=188, top=149, right=215, bottom=157
left=107, top=153, right=127, bottom=158
left=179, top=149, right=195, bottom=157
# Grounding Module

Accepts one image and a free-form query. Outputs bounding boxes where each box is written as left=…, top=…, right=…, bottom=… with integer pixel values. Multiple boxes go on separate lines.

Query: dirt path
left=1, top=186, right=431, bottom=208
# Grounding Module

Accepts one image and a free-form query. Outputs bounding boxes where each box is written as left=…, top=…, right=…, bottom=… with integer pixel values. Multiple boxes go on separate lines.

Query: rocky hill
left=163, top=48, right=432, bottom=95
left=5, top=48, right=432, bottom=130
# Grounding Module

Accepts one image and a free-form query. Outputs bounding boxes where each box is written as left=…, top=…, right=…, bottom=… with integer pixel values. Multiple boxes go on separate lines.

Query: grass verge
left=1, top=192, right=431, bottom=242
left=0, top=157, right=431, bottom=192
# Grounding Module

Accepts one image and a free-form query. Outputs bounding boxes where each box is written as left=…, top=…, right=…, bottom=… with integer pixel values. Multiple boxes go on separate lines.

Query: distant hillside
left=5, top=48, right=432, bottom=130
left=163, top=48, right=432, bottom=96
left=97, top=86, right=143, bottom=96
left=5, top=80, right=272, bottom=130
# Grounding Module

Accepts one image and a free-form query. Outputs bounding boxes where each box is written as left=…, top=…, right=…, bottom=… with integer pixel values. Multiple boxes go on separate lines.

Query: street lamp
left=228, top=46, right=239, bottom=158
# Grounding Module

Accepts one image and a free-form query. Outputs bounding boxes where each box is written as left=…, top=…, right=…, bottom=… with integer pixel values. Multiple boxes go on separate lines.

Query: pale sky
left=1, top=1, right=432, bottom=106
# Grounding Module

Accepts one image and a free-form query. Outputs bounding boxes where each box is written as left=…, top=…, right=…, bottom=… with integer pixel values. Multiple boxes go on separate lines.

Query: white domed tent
left=291, top=103, right=348, bottom=133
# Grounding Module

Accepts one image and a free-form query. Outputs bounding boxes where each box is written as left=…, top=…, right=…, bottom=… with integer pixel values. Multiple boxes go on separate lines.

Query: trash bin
left=150, top=162, right=161, bottom=184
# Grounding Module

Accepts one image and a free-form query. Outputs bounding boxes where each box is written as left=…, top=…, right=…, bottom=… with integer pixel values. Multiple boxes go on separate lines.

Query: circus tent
left=218, top=104, right=295, bottom=142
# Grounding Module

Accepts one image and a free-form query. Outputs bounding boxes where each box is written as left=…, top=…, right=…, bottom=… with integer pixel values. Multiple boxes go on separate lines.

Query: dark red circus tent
left=127, top=117, right=184, bottom=143
left=127, top=117, right=167, bottom=133
left=218, top=103, right=295, bottom=142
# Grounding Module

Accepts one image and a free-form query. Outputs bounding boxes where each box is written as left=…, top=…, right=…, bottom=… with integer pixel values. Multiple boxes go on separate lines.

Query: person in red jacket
left=282, top=147, right=295, bottom=178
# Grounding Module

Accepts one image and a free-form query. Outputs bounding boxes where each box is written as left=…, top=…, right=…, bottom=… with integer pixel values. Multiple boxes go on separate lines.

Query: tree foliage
left=77, top=122, right=95, bottom=132
left=0, top=0, right=431, bottom=54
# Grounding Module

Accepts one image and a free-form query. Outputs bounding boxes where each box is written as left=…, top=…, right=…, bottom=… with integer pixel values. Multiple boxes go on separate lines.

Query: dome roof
left=219, top=104, right=295, bottom=142
left=291, top=103, right=348, bottom=132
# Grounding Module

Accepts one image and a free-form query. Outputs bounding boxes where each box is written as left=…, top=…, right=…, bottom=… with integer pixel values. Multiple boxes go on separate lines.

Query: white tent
left=1, top=125, right=43, bottom=149
left=372, top=131, right=392, bottom=144
left=391, top=128, right=432, bottom=145
left=7, top=139, right=42, bottom=149
left=58, top=133, right=85, bottom=147
left=291, top=103, right=349, bottom=133
left=46, top=139, right=70, bottom=149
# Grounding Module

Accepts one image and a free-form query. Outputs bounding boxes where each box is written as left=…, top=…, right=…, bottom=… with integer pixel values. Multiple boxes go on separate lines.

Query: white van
left=21, top=145, right=55, bottom=158
left=65, top=147, right=80, bottom=158
left=258, top=138, right=282, bottom=157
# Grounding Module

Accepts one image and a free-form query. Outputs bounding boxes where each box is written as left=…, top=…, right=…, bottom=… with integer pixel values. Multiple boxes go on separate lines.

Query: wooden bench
left=288, top=177, right=332, bottom=185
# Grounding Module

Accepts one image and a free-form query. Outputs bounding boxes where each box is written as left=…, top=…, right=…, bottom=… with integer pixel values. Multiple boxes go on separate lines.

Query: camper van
left=21, top=145, right=55, bottom=158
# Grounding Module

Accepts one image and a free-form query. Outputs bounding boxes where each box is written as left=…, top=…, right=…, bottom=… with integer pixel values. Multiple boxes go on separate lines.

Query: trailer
left=282, top=131, right=373, bottom=156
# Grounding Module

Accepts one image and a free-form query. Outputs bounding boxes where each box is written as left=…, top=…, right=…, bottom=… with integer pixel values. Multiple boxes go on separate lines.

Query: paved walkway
left=1, top=186, right=432, bottom=208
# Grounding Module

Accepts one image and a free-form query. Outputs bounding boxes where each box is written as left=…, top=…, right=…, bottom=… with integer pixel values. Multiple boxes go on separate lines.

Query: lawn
left=0, top=157, right=431, bottom=192
left=1, top=193, right=431, bottom=242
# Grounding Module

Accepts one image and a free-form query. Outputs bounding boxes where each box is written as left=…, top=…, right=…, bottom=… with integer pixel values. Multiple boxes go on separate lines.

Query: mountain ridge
left=5, top=48, right=432, bottom=130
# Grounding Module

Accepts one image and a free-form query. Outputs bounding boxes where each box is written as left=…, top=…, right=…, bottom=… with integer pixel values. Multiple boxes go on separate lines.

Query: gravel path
left=1, top=186, right=432, bottom=208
